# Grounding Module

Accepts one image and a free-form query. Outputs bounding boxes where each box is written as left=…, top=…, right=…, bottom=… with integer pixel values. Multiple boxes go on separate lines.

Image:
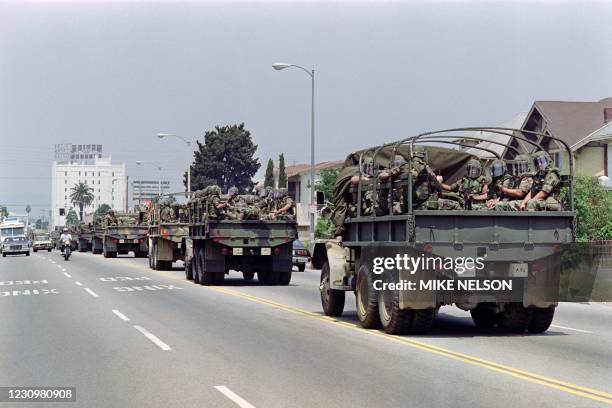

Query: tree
left=94, top=204, right=111, bottom=217
left=0, top=206, right=8, bottom=219
left=70, top=182, right=95, bottom=221
left=65, top=208, right=79, bottom=226
left=567, top=176, right=612, bottom=241
left=264, top=159, right=275, bottom=188
left=314, top=168, right=340, bottom=203
left=278, top=153, right=287, bottom=188
left=187, top=123, right=261, bottom=193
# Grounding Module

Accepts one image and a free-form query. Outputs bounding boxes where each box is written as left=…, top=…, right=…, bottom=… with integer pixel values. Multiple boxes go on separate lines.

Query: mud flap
left=399, top=267, right=437, bottom=310
left=325, top=241, right=349, bottom=290
left=523, top=255, right=560, bottom=308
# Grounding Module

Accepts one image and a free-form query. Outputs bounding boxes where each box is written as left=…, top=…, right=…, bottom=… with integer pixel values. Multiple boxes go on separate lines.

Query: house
left=467, top=98, right=612, bottom=189
left=270, top=161, right=344, bottom=239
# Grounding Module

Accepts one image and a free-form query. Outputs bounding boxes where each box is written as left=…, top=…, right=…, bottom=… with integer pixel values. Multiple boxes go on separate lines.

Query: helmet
left=466, top=159, right=483, bottom=179
left=533, top=151, right=551, bottom=172
left=63, top=228, right=68, bottom=233
left=261, top=186, right=273, bottom=198
left=514, top=154, right=530, bottom=176
left=278, top=187, right=288, bottom=196
left=490, top=159, right=506, bottom=178
left=392, top=154, right=407, bottom=167
left=412, top=145, right=427, bottom=160
left=228, top=186, right=239, bottom=197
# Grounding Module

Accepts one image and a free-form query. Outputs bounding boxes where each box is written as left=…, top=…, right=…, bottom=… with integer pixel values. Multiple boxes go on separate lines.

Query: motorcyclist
left=59, top=228, right=72, bottom=253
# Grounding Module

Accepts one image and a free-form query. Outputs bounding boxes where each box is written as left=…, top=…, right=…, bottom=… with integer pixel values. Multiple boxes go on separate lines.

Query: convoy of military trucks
left=16, top=127, right=575, bottom=336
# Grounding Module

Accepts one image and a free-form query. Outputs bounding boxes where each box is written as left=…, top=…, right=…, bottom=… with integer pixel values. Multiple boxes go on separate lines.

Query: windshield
left=0, top=227, right=25, bottom=237
left=36, top=235, right=50, bottom=240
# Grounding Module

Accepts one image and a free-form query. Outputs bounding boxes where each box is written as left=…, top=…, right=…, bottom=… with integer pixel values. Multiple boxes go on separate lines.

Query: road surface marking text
left=112, top=310, right=130, bottom=322
left=1, top=289, right=58, bottom=297
left=113, top=285, right=183, bottom=292
left=0, top=280, right=48, bottom=286
left=133, top=325, right=171, bottom=351
left=214, top=386, right=256, bottom=408
left=100, top=276, right=152, bottom=282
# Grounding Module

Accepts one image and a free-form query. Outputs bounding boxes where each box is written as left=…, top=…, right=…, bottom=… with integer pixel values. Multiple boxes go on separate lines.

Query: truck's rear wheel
left=298, top=264, right=306, bottom=272
left=33, top=249, right=38, bottom=253
left=409, top=309, right=435, bottom=334
left=528, top=307, right=555, bottom=333
left=470, top=303, right=498, bottom=329
left=258, top=271, right=279, bottom=285
left=185, top=259, right=193, bottom=280
left=378, top=288, right=412, bottom=334
left=192, top=246, right=201, bottom=284
left=356, top=264, right=381, bottom=329
left=278, top=271, right=292, bottom=286
left=242, top=271, right=255, bottom=281
left=500, top=303, right=532, bottom=333
left=320, top=261, right=345, bottom=317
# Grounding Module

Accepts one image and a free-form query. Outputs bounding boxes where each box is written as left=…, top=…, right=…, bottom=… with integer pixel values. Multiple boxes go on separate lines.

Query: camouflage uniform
left=202, top=185, right=223, bottom=219
left=270, top=188, right=295, bottom=221
left=440, top=159, right=487, bottom=210
left=526, top=152, right=561, bottom=211
left=493, top=174, right=533, bottom=211
left=103, top=210, right=118, bottom=227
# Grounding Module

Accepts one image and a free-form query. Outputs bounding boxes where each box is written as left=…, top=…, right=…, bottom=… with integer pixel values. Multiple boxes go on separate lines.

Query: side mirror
left=316, top=191, right=326, bottom=206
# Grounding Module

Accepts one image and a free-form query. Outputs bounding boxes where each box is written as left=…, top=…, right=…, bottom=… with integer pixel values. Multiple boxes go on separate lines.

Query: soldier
left=355, top=157, right=376, bottom=216
left=483, top=159, right=513, bottom=209
left=202, top=185, right=227, bottom=219
left=103, top=209, right=118, bottom=226
left=160, top=203, right=174, bottom=222
left=520, top=151, right=562, bottom=211
left=440, top=159, right=488, bottom=210
left=269, top=188, right=295, bottom=220
left=224, top=186, right=240, bottom=219
left=492, top=154, right=534, bottom=211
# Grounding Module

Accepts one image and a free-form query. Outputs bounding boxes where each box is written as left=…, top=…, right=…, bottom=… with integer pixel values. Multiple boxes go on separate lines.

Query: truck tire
left=33, top=249, right=38, bottom=253
left=185, top=260, right=193, bottom=280
left=298, top=264, right=306, bottom=272
left=470, top=303, right=498, bottom=329
left=201, top=272, right=215, bottom=285
left=48, top=249, right=52, bottom=252
left=409, top=309, right=435, bottom=334
left=242, top=271, right=255, bottom=281
left=192, top=247, right=201, bottom=284
left=214, top=272, right=225, bottom=285
left=258, top=271, right=279, bottom=285
left=356, top=264, right=381, bottom=329
left=378, top=287, right=412, bottom=335
left=320, top=261, right=345, bottom=317
left=528, top=307, right=555, bottom=333
left=278, top=271, right=292, bottom=286
left=500, top=303, right=532, bottom=333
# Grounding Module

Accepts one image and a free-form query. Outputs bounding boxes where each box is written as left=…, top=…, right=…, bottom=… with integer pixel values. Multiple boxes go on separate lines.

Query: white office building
left=132, top=179, right=171, bottom=201
left=51, top=157, right=126, bottom=228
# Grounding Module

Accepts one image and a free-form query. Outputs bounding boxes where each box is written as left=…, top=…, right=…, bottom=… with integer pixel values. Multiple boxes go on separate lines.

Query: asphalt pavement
left=1, top=250, right=611, bottom=407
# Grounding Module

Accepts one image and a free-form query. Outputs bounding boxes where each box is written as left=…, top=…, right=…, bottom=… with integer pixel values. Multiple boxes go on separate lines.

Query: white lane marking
left=63, top=272, right=72, bottom=278
left=550, top=324, right=593, bottom=334
left=214, top=386, right=256, bottom=408
left=75, top=281, right=83, bottom=286
left=84, top=288, right=99, bottom=298
left=133, top=325, right=171, bottom=351
left=56, top=265, right=62, bottom=268
left=112, top=309, right=130, bottom=322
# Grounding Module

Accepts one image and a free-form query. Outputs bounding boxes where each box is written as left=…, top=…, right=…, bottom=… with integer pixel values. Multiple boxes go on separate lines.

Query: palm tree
left=69, top=182, right=95, bottom=221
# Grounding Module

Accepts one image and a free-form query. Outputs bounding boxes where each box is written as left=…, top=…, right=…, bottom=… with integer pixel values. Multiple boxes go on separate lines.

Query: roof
left=285, top=161, right=343, bottom=177
left=571, top=121, right=612, bottom=150
left=528, top=97, right=612, bottom=150
left=464, top=112, right=528, bottom=158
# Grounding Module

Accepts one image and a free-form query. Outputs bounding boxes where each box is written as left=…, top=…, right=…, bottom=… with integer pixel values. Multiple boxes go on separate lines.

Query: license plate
left=294, top=257, right=309, bottom=263
left=509, top=263, right=528, bottom=277
left=232, top=248, right=243, bottom=256
left=261, top=248, right=271, bottom=256
left=119, top=239, right=125, bottom=243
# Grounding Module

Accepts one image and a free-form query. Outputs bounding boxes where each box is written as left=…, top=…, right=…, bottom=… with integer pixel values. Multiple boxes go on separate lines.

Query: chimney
left=604, top=107, right=612, bottom=124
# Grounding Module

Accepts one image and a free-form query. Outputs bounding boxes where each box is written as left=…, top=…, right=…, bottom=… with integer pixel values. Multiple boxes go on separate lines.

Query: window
left=79, top=171, right=81, bottom=176
left=98, top=172, right=100, bottom=177
left=65, top=180, right=67, bottom=185
left=64, top=172, right=67, bottom=176
left=98, top=196, right=100, bottom=200
left=98, top=180, right=100, bottom=185
left=554, top=152, right=563, bottom=169
left=112, top=172, right=115, bottom=177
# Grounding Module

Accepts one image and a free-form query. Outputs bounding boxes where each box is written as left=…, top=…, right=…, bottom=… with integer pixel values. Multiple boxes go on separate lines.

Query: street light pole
left=157, top=133, right=192, bottom=195
left=272, top=62, right=316, bottom=244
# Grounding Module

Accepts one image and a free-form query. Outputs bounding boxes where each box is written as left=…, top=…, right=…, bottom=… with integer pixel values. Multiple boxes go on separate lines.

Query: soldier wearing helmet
left=269, top=187, right=295, bottom=220
left=483, top=159, right=513, bottom=209
left=440, top=158, right=488, bottom=210
left=520, top=151, right=561, bottom=211
left=492, top=154, right=534, bottom=211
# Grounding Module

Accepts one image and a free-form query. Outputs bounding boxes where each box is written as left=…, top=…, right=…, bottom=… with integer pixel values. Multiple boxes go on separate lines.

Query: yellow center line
left=115, top=257, right=612, bottom=405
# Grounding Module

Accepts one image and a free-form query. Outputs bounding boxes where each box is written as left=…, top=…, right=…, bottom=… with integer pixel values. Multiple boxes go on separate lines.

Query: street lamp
left=136, top=161, right=163, bottom=196
left=157, top=133, right=192, bottom=195
left=272, top=62, right=316, bottom=243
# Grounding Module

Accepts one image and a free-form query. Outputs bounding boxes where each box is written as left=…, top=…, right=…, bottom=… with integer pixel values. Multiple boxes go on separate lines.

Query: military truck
left=92, top=226, right=105, bottom=254
left=102, top=212, right=148, bottom=258
left=312, top=128, right=575, bottom=335
left=148, top=201, right=189, bottom=271
left=77, top=223, right=94, bottom=252
left=187, top=192, right=298, bottom=285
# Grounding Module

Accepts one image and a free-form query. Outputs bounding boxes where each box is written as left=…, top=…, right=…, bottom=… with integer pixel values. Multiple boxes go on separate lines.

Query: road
left=1, top=251, right=611, bottom=407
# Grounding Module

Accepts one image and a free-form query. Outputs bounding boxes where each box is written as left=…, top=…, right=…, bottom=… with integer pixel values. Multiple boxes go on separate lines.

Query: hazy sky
left=1, top=0, right=611, bottom=215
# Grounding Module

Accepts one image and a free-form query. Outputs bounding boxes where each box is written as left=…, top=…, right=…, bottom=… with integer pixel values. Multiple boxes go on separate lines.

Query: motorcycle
left=62, top=240, right=72, bottom=261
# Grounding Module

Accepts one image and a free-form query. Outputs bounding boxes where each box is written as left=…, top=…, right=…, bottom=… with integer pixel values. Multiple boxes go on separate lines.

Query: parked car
left=292, top=240, right=311, bottom=272
left=2, top=236, right=31, bottom=257
left=32, top=234, right=53, bottom=252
